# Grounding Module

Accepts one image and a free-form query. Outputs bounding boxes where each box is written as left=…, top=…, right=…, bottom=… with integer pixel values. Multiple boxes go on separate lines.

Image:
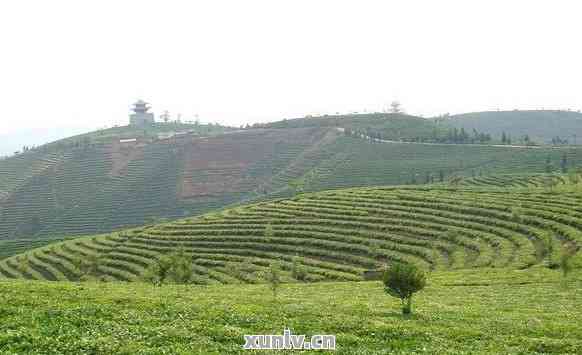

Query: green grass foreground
left=0, top=268, right=580, bottom=354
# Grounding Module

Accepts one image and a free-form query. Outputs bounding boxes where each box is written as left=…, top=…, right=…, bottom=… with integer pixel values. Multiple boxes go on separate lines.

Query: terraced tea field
left=458, top=174, right=570, bottom=188
left=2, top=121, right=581, bottom=244
left=0, top=237, right=67, bottom=260
left=0, top=127, right=336, bottom=241
left=2, top=185, right=581, bottom=283
left=302, top=137, right=582, bottom=190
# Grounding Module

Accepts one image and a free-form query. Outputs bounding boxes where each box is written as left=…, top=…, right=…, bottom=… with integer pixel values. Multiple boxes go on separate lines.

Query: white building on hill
left=129, top=100, right=155, bottom=126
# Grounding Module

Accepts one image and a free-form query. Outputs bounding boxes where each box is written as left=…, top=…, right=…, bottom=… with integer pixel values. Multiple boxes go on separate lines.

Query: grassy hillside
left=448, top=110, right=582, bottom=144
left=2, top=183, right=582, bottom=283
left=0, top=268, right=580, bottom=354
left=2, top=118, right=581, bottom=245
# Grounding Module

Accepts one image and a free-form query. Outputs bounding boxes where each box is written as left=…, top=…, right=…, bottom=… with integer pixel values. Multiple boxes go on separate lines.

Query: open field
left=0, top=268, right=580, bottom=354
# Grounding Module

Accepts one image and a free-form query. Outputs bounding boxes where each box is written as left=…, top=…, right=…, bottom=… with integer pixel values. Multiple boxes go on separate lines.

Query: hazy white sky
left=1, top=0, right=581, bottom=136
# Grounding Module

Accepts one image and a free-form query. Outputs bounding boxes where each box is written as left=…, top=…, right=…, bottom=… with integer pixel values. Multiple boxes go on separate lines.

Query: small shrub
left=79, top=253, right=102, bottom=281
left=383, top=263, right=426, bottom=315
left=560, top=242, right=579, bottom=279
left=291, top=257, right=308, bottom=281
left=448, top=175, right=463, bottom=187
left=225, top=262, right=237, bottom=274
left=543, top=236, right=558, bottom=269
left=145, top=248, right=193, bottom=286
left=17, top=256, right=29, bottom=275
left=169, top=248, right=194, bottom=284
left=144, top=255, right=173, bottom=286
left=511, top=207, right=522, bottom=222
left=264, top=224, right=275, bottom=243
left=241, top=259, right=255, bottom=273
left=446, top=230, right=459, bottom=243
left=264, top=262, right=282, bottom=299
left=543, top=176, right=558, bottom=192
left=567, top=171, right=580, bottom=185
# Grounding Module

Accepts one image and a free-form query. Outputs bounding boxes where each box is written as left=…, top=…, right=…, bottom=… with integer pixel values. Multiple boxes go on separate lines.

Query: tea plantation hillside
left=0, top=268, right=580, bottom=353
left=457, top=173, right=571, bottom=188
left=0, top=127, right=334, bottom=242
left=296, top=138, right=582, bottom=191
left=43, top=121, right=233, bottom=147
left=260, top=112, right=445, bottom=141
left=448, top=110, right=582, bottom=144
left=0, top=238, right=68, bottom=260
left=2, top=183, right=581, bottom=283
left=2, top=117, right=581, bottom=248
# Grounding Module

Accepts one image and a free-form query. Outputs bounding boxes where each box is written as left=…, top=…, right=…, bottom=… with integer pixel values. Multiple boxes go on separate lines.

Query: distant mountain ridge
left=448, top=110, right=582, bottom=144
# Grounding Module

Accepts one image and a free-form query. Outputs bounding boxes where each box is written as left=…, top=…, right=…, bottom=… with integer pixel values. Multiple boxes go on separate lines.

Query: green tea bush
left=144, top=248, right=193, bottom=285
left=383, top=263, right=426, bottom=315
left=291, top=256, right=308, bottom=281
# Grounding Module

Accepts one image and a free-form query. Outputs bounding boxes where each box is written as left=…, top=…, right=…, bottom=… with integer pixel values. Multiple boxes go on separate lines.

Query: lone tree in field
left=389, top=101, right=403, bottom=114
left=383, top=263, right=426, bottom=315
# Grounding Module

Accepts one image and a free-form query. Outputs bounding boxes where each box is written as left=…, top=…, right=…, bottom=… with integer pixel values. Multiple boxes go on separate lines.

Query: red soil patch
left=108, top=141, right=146, bottom=178
left=179, top=128, right=329, bottom=199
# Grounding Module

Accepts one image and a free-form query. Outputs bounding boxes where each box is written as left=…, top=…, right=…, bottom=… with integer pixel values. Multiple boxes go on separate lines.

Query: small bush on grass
left=383, top=263, right=426, bottom=316
left=145, top=248, right=193, bottom=286
left=263, top=262, right=282, bottom=300
left=543, top=236, right=560, bottom=269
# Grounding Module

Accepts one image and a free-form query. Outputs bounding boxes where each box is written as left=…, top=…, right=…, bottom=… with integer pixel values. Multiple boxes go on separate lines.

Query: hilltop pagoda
left=129, top=100, right=155, bottom=126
